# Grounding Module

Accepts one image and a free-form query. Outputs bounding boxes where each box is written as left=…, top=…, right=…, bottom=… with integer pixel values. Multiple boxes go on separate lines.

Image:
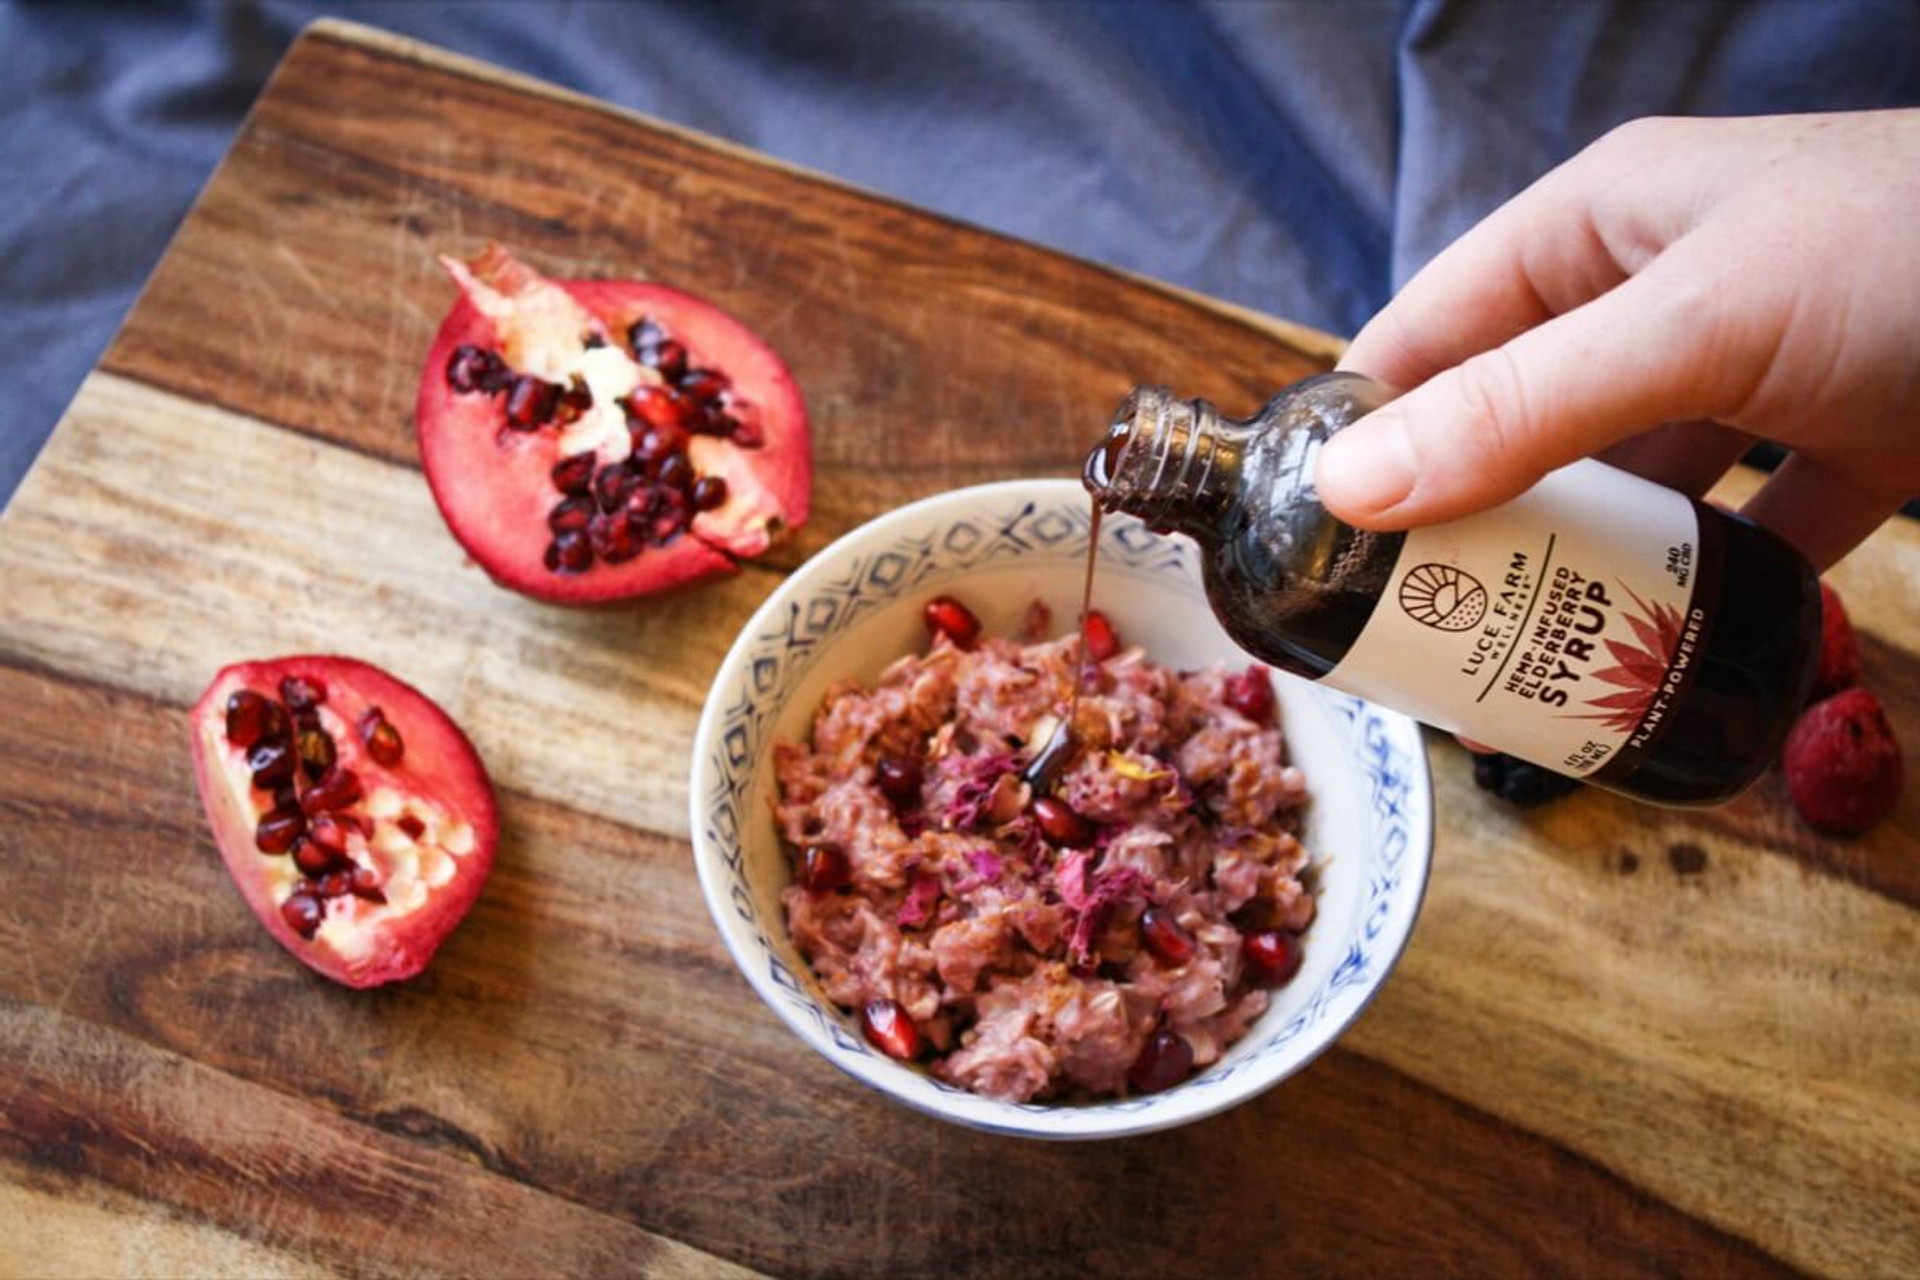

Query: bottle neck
left=1083, top=387, right=1243, bottom=538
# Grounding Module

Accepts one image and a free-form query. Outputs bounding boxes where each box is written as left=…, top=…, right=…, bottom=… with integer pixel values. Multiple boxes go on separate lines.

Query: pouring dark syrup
left=1075, top=376, right=1822, bottom=806
left=1021, top=498, right=1104, bottom=794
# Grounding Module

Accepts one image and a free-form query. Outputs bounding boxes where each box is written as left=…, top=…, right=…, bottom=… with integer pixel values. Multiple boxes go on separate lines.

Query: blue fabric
left=3, top=0, right=1917, bottom=508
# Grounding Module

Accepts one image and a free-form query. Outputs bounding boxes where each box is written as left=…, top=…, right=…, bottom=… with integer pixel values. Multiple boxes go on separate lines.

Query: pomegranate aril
left=1128, top=1029, right=1194, bottom=1094
left=628, top=317, right=666, bottom=350
left=505, top=375, right=560, bottom=429
left=860, top=998, right=922, bottom=1061
left=730, top=415, right=765, bottom=448
left=691, top=406, right=735, bottom=438
left=301, top=766, right=364, bottom=814
left=397, top=814, right=426, bottom=841
left=640, top=337, right=688, bottom=381
left=691, top=475, right=728, bottom=510
left=874, top=756, right=923, bottom=804
left=797, top=843, right=852, bottom=892
left=348, top=865, right=386, bottom=903
left=594, top=464, right=641, bottom=512
left=656, top=348, right=691, bottom=384
left=1243, top=929, right=1302, bottom=987
left=446, top=345, right=481, bottom=392
left=632, top=425, right=686, bottom=470
left=924, top=596, right=981, bottom=649
left=293, top=837, right=339, bottom=877
left=255, top=805, right=307, bottom=854
left=296, top=726, right=337, bottom=781
left=679, top=369, right=729, bottom=402
left=1083, top=610, right=1120, bottom=662
left=316, top=871, right=352, bottom=899
left=1031, top=796, right=1093, bottom=846
left=546, top=531, right=594, bottom=574
left=359, top=710, right=405, bottom=767
left=628, top=505, right=663, bottom=554
left=656, top=453, right=692, bottom=490
left=1139, top=907, right=1197, bottom=966
left=247, top=738, right=296, bottom=789
left=551, top=453, right=595, bottom=496
left=1225, top=666, right=1276, bottom=725
left=627, top=485, right=661, bottom=518
left=589, top=511, right=646, bottom=564
left=278, top=675, right=326, bottom=711
left=548, top=496, right=595, bottom=534
left=630, top=385, right=688, bottom=431
left=308, top=814, right=349, bottom=854
left=445, top=344, right=496, bottom=394
left=280, top=891, right=324, bottom=940
left=224, top=690, right=272, bottom=748
left=555, top=380, right=593, bottom=425
left=649, top=490, right=689, bottom=544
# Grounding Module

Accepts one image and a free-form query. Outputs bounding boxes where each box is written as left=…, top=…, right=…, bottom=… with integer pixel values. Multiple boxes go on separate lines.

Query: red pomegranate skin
left=417, top=246, right=811, bottom=605
left=189, top=656, right=498, bottom=987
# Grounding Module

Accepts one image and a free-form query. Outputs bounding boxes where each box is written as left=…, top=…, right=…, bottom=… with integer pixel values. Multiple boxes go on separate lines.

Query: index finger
left=1340, top=179, right=1625, bottom=391
left=1339, top=120, right=1707, bottom=391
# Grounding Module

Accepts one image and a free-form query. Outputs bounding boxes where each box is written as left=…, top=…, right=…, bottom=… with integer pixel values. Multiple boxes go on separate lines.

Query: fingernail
left=1316, top=410, right=1415, bottom=518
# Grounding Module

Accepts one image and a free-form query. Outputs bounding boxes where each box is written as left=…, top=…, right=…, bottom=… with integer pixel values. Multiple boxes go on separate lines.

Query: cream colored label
left=1324, top=459, right=1704, bottom=778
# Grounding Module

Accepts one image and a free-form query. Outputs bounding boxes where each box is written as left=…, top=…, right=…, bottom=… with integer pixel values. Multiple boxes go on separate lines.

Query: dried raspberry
left=1810, top=580, right=1860, bottom=701
left=1782, top=688, right=1902, bottom=834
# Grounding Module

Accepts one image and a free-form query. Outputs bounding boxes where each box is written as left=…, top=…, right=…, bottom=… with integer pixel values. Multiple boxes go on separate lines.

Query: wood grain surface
left=2, top=19, right=1915, bottom=1279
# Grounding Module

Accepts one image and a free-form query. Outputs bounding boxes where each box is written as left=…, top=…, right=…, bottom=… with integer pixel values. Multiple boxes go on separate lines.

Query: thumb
left=1317, top=245, right=1746, bottom=529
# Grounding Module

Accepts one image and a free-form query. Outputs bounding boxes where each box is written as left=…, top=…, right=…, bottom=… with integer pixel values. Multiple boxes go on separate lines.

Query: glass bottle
left=1084, top=373, right=1821, bottom=806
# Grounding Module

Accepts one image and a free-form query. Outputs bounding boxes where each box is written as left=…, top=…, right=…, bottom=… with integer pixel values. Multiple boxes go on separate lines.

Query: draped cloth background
left=4, top=0, right=1916, bottom=506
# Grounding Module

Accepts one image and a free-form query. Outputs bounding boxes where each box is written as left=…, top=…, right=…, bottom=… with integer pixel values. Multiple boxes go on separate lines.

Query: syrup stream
left=1021, top=503, right=1103, bottom=793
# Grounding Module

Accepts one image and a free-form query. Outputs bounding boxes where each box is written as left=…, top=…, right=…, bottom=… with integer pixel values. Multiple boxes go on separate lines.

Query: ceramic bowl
left=690, top=479, right=1433, bottom=1139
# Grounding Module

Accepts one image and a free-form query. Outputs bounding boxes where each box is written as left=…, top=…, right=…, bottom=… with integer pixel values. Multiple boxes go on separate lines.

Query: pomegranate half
left=417, top=244, right=810, bottom=604
left=189, top=656, right=498, bottom=988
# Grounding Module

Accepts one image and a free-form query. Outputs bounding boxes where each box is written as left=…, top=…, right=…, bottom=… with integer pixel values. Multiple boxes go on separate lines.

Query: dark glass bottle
left=1084, top=373, right=1821, bottom=806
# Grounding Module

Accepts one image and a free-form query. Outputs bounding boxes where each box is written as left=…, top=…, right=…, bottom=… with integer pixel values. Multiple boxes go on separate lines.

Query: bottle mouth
left=1080, top=410, right=1134, bottom=499
left=1081, top=386, right=1217, bottom=532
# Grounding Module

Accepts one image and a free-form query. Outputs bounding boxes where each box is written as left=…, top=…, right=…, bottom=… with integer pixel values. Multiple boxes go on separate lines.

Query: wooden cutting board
left=1, top=20, right=1914, bottom=1279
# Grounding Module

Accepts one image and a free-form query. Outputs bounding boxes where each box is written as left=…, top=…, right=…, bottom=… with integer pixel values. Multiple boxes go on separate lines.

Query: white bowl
left=690, top=479, right=1433, bottom=1139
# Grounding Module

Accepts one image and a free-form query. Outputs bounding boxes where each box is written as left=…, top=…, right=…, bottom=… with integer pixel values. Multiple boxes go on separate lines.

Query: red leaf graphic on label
left=1623, top=583, right=1686, bottom=655
left=1585, top=689, right=1656, bottom=711
left=1625, top=611, right=1667, bottom=660
left=1605, top=639, right=1667, bottom=684
left=1561, top=580, right=1682, bottom=734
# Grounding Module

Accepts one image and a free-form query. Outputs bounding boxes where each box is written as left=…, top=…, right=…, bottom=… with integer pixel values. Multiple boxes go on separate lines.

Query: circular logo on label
left=1398, top=563, right=1488, bottom=631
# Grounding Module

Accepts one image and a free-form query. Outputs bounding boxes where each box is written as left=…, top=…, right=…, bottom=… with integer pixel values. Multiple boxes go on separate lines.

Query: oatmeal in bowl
left=775, top=597, right=1317, bottom=1101
left=690, top=479, right=1432, bottom=1139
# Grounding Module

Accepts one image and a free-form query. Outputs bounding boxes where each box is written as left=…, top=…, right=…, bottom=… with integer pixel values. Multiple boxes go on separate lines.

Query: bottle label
left=1323, top=459, right=1715, bottom=780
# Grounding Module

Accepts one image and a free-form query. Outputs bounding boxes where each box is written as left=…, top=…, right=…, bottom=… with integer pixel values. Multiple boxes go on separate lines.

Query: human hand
left=1316, top=110, right=1920, bottom=571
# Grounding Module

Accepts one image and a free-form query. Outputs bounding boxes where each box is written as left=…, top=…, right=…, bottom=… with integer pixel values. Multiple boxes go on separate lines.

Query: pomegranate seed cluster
left=776, top=596, right=1315, bottom=1102
left=226, top=676, right=397, bottom=938
left=444, top=312, right=757, bottom=578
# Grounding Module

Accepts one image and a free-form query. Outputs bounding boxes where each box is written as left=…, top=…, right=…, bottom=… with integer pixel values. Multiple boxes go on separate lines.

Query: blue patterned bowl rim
left=690, top=479, right=1434, bottom=1140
